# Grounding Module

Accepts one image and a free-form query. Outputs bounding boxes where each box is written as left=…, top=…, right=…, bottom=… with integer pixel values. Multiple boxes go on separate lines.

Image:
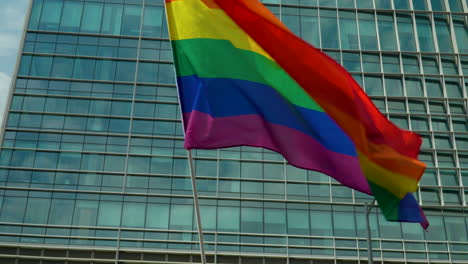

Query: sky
left=0, top=0, right=29, bottom=125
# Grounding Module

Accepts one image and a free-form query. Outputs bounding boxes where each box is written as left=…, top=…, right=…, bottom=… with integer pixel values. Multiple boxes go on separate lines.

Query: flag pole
left=365, top=199, right=376, bottom=264
left=162, top=2, right=208, bottom=263
left=188, top=149, right=208, bottom=264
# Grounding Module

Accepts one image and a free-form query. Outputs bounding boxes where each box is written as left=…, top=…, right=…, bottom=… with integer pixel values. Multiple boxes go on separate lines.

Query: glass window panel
left=422, top=56, right=439, bottom=74
left=57, top=153, right=82, bottom=170
left=30, top=56, right=53, bottom=77
left=445, top=78, right=462, bottom=98
left=219, top=160, right=240, bottom=178
left=146, top=203, right=169, bottom=229
left=195, top=159, right=217, bottom=177
left=342, top=52, right=361, bottom=72
left=411, top=117, right=429, bottom=131
left=111, top=101, right=131, bottom=116
left=300, top=9, right=319, bottom=47
left=88, top=100, right=111, bottom=115
left=158, top=64, right=175, bottom=84
left=319, top=0, right=335, bottom=7
left=288, top=209, right=310, bottom=235
left=391, top=116, right=409, bottom=129
left=413, top=0, right=429, bottom=10
left=142, top=6, right=164, bottom=37
left=264, top=163, right=283, bottom=180
left=287, top=183, right=308, bottom=199
left=28, top=0, right=43, bottom=30
left=379, top=217, right=402, bottom=239
left=444, top=215, right=466, bottom=242
left=134, top=102, right=155, bottom=118
left=308, top=184, right=330, bottom=201
left=441, top=56, right=458, bottom=75
left=397, top=14, right=417, bottom=51
left=385, top=77, right=404, bottom=96
left=333, top=210, right=356, bottom=237
left=434, top=15, right=454, bottom=53
left=426, top=78, right=443, bottom=97
left=382, top=55, right=401, bottom=73
left=406, top=77, right=424, bottom=96
left=122, top=202, right=145, bottom=227
left=121, top=5, right=142, bottom=36
left=34, top=151, right=58, bottom=169
left=425, top=214, right=446, bottom=240
left=101, top=3, right=123, bottom=35
left=416, top=15, right=436, bottom=52
left=320, top=10, right=339, bottom=49
left=241, top=207, right=263, bottom=233
left=104, top=155, right=126, bottom=172
left=60, top=1, right=83, bottom=32
left=48, top=199, right=74, bottom=225
left=455, top=134, right=468, bottom=149
left=81, top=154, right=104, bottom=171
left=449, top=101, right=466, bottom=114
left=402, top=223, right=425, bottom=240
left=73, top=200, right=98, bottom=226
left=362, top=54, right=381, bottom=72
left=432, top=117, right=449, bottom=131
left=98, top=201, right=121, bottom=227
left=67, top=99, right=89, bottom=114
left=150, top=156, right=173, bottom=175
left=337, top=0, right=354, bottom=7
left=116, top=61, right=136, bottom=82
left=402, top=55, right=420, bottom=74
left=81, top=2, right=103, bottom=33
left=440, top=170, right=458, bottom=186
left=310, top=207, right=333, bottom=236
left=437, top=152, right=455, bottom=167
left=18, top=55, right=32, bottom=75
left=241, top=162, right=263, bottom=179
left=73, top=58, right=96, bottom=80
left=23, top=198, right=49, bottom=224
left=283, top=12, right=300, bottom=37
left=421, top=188, right=441, bottom=204
left=394, top=0, right=410, bottom=9
left=388, top=99, right=406, bottom=113
left=23, top=96, right=45, bottom=111
left=265, top=208, right=286, bottom=234
left=170, top=204, right=193, bottom=230
left=378, top=14, right=398, bottom=51
left=0, top=197, right=27, bottom=222
left=358, top=12, right=378, bottom=50
left=431, top=0, right=446, bottom=10
left=38, top=0, right=63, bottom=31
left=95, top=60, right=117, bottom=81
left=364, top=75, right=384, bottom=95
left=200, top=206, right=216, bottom=231
left=448, top=0, right=463, bottom=12
left=218, top=206, right=239, bottom=232
left=356, top=0, right=372, bottom=8
left=339, top=11, right=359, bottom=50
left=51, top=57, right=74, bottom=78
left=420, top=169, right=438, bottom=185
left=138, top=62, right=158, bottom=83
left=11, top=150, right=36, bottom=167
left=453, top=16, right=468, bottom=54
left=375, top=0, right=391, bottom=8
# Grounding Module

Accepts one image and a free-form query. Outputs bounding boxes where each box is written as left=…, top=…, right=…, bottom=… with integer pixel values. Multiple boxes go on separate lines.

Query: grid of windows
left=0, top=0, right=467, bottom=263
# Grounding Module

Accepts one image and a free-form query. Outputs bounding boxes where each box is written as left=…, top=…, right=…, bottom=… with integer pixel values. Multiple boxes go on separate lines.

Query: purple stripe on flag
left=184, top=111, right=371, bottom=194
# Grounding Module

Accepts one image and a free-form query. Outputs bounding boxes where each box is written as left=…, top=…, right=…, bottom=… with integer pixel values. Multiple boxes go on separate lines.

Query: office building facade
left=0, top=0, right=467, bottom=263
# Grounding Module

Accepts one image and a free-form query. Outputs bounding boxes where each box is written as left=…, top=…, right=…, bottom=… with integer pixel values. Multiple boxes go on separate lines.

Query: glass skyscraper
left=0, top=0, right=467, bottom=263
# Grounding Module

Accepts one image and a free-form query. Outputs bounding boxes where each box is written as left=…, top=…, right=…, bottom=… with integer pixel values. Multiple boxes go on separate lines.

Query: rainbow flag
left=166, top=0, right=428, bottom=228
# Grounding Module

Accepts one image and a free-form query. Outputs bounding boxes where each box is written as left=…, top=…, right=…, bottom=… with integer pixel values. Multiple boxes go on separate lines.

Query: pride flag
left=166, top=0, right=428, bottom=227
